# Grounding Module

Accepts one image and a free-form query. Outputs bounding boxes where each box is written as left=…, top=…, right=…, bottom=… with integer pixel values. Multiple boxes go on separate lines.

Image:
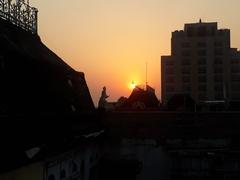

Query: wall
left=0, top=162, right=43, bottom=180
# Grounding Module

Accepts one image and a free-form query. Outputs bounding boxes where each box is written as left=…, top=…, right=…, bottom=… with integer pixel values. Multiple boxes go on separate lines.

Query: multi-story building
left=161, top=20, right=240, bottom=105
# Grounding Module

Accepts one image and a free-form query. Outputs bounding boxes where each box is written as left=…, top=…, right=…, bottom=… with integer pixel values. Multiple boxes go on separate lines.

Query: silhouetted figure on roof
left=98, top=86, right=109, bottom=109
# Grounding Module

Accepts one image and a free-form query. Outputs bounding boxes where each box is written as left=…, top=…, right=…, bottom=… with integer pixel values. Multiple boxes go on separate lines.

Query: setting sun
left=130, top=81, right=137, bottom=90
left=31, top=0, right=240, bottom=105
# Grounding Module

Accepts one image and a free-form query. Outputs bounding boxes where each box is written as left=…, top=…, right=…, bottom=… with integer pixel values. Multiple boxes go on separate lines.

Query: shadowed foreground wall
left=0, top=163, right=43, bottom=180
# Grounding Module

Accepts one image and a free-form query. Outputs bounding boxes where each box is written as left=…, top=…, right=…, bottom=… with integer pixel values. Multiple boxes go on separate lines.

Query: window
left=218, top=30, right=226, bottom=36
left=71, top=105, right=76, bottom=112
left=198, top=26, right=207, bottom=36
left=215, top=84, right=223, bottom=92
left=214, top=67, right=223, bottom=74
left=48, top=175, right=55, bottom=180
left=182, top=85, right=191, bottom=92
left=0, top=61, right=4, bottom=70
left=198, top=67, right=206, bottom=74
left=187, top=27, right=194, bottom=37
left=166, top=61, right=174, bottom=66
left=231, top=66, right=240, bottom=73
left=181, top=59, right=191, bottom=65
left=198, top=76, right=207, bottom=82
left=81, top=160, right=85, bottom=179
left=202, top=159, right=209, bottom=170
left=198, top=49, right=207, bottom=56
left=182, top=50, right=191, bottom=57
left=214, top=41, right=223, bottom=47
left=211, top=27, right=216, bottom=36
left=198, top=58, right=206, bottom=65
left=231, top=58, right=240, bottom=64
left=68, top=79, right=73, bottom=87
left=166, top=86, right=175, bottom=92
left=166, top=68, right=174, bottom=74
left=232, top=75, right=240, bottom=81
left=60, top=169, right=66, bottom=179
left=182, top=42, right=190, bottom=48
left=232, top=93, right=240, bottom=98
left=232, top=83, right=240, bottom=91
left=78, top=76, right=83, bottom=82
left=215, top=75, right=223, bottom=82
left=215, top=93, right=224, bottom=100
left=199, top=85, right=207, bottom=91
left=166, top=93, right=174, bottom=100
left=215, top=48, right=223, bottom=56
left=166, top=76, right=175, bottom=83
left=95, top=153, right=98, bottom=160
left=72, top=161, right=77, bottom=173
left=197, top=42, right=206, bottom=48
left=214, top=58, right=223, bottom=65
left=90, top=156, right=94, bottom=163
left=199, top=93, right=207, bottom=100
left=0, top=56, right=4, bottom=69
left=182, top=68, right=190, bottom=74
left=182, top=76, right=190, bottom=83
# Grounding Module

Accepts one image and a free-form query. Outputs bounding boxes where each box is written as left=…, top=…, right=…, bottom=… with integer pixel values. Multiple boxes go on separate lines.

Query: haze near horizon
left=31, top=0, right=240, bottom=105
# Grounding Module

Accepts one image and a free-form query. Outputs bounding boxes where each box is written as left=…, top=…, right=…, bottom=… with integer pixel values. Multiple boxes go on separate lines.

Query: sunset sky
left=31, top=0, right=240, bottom=105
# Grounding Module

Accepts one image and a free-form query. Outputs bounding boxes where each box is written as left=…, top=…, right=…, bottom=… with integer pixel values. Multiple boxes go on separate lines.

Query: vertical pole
left=146, top=62, right=148, bottom=90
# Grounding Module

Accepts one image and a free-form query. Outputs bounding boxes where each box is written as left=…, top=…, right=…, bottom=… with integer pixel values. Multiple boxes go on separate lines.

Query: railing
left=0, top=0, right=38, bottom=34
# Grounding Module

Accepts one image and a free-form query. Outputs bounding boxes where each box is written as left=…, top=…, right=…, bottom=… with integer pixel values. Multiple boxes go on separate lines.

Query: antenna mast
left=146, top=62, right=148, bottom=89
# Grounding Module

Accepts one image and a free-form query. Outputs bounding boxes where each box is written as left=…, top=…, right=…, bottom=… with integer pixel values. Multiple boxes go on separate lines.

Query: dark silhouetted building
left=117, top=85, right=159, bottom=110
left=0, top=2, right=101, bottom=179
left=161, top=20, right=240, bottom=105
left=0, top=17, right=94, bottom=114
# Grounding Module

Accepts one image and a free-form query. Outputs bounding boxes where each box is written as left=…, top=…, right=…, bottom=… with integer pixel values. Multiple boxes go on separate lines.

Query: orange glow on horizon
left=31, top=0, right=240, bottom=105
left=130, top=81, right=137, bottom=90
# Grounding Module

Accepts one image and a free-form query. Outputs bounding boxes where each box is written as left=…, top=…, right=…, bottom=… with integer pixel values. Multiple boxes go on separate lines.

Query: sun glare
left=130, top=81, right=137, bottom=90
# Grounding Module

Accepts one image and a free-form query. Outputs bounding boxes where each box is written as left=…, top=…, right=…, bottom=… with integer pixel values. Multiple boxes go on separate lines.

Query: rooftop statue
left=98, top=86, right=109, bottom=109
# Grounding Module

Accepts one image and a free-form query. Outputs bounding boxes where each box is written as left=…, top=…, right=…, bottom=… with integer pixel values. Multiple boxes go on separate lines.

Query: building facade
left=161, top=20, right=240, bottom=105
left=0, top=146, right=100, bottom=180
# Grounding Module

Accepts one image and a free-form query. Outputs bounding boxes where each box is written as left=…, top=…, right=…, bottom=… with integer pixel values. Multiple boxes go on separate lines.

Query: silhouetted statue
left=98, top=86, right=109, bottom=109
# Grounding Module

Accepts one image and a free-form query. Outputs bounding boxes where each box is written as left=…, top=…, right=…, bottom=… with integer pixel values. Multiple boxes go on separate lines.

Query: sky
left=31, top=0, right=240, bottom=105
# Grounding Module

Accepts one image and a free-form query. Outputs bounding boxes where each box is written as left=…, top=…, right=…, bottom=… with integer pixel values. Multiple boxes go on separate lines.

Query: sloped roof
left=120, top=86, right=159, bottom=109
left=0, top=18, right=101, bottom=174
left=0, top=19, right=94, bottom=113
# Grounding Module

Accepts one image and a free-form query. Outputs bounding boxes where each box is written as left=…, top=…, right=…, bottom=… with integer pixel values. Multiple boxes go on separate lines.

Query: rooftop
left=184, top=20, right=218, bottom=30
left=172, top=21, right=230, bottom=38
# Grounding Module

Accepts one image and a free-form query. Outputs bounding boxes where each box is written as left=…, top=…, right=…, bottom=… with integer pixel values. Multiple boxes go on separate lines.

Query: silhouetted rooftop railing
left=0, top=0, right=38, bottom=34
